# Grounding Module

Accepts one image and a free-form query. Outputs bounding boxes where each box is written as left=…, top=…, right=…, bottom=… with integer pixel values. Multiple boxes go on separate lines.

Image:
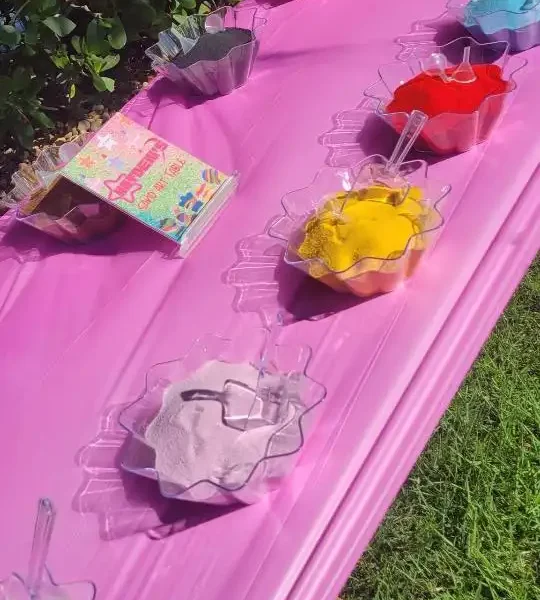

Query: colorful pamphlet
left=62, top=112, right=237, bottom=252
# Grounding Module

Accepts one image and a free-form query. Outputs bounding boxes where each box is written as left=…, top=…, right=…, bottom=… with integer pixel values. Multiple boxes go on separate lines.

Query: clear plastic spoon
left=0, top=498, right=96, bottom=600
left=182, top=316, right=290, bottom=432
left=226, top=314, right=290, bottom=431
left=361, top=110, right=427, bottom=204
left=331, top=110, right=427, bottom=218
left=385, top=110, right=428, bottom=176
left=253, top=313, right=289, bottom=426
left=27, top=499, right=55, bottom=599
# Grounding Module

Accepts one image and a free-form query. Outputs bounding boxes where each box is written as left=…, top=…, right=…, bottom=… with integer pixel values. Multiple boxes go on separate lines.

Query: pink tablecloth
left=1, top=1, right=539, bottom=598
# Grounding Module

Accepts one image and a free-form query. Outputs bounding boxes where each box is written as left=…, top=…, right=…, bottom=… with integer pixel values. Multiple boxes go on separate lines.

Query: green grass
left=342, top=259, right=540, bottom=600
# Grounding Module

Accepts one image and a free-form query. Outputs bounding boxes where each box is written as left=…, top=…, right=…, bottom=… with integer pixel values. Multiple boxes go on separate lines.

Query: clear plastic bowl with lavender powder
left=118, top=330, right=326, bottom=505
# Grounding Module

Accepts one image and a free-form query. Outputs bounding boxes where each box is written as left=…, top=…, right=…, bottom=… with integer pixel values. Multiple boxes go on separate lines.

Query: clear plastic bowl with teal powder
left=448, top=0, right=540, bottom=51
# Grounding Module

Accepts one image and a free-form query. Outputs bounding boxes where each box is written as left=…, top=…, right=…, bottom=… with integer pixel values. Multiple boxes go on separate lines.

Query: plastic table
left=1, top=0, right=539, bottom=598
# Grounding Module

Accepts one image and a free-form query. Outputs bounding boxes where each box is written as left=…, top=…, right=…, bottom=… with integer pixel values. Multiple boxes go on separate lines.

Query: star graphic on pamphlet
left=77, top=155, right=95, bottom=168
left=104, top=175, right=142, bottom=203
left=107, top=156, right=125, bottom=171
left=96, top=133, right=117, bottom=151
left=131, top=133, right=142, bottom=147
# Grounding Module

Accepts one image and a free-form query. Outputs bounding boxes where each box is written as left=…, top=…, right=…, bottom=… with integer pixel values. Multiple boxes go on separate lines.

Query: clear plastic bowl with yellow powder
left=272, top=160, right=450, bottom=298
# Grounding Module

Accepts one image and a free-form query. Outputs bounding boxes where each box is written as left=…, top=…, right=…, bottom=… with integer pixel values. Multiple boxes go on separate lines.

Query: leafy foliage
left=0, top=0, right=240, bottom=148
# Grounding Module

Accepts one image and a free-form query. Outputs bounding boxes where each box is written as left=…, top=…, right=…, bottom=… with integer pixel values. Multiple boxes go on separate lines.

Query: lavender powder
left=145, top=360, right=295, bottom=498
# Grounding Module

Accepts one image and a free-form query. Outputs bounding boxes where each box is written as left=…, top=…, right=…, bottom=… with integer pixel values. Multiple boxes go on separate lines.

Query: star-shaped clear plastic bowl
left=269, top=159, right=449, bottom=298
left=118, top=330, right=326, bottom=505
left=146, top=6, right=266, bottom=97
left=364, top=36, right=526, bottom=155
left=4, top=135, right=122, bottom=244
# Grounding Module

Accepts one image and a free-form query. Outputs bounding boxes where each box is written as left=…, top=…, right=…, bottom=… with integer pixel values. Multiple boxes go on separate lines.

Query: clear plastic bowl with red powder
left=365, top=37, right=527, bottom=155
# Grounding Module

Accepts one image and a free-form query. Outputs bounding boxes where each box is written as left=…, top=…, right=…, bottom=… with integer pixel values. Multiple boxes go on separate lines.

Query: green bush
left=0, top=0, right=240, bottom=149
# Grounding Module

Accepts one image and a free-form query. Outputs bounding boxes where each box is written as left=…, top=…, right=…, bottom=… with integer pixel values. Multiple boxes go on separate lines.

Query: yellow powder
left=296, top=185, right=427, bottom=274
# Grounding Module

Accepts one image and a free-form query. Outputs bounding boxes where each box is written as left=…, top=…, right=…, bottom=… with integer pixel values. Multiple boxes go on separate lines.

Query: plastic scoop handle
left=386, top=110, right=427, bottom=175
left=27, top=498, right=56, bottom=599
left=250, top=313, right=286, bottom=427
left=256, top=314, right=282, bottom=387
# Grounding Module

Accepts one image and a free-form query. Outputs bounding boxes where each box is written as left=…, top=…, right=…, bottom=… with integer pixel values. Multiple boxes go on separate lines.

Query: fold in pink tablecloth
left=1, top=1, right=539, bottom=599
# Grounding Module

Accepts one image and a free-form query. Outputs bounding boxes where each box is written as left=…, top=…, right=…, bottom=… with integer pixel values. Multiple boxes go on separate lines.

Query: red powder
left=387, top=64, right=509, bottom=118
